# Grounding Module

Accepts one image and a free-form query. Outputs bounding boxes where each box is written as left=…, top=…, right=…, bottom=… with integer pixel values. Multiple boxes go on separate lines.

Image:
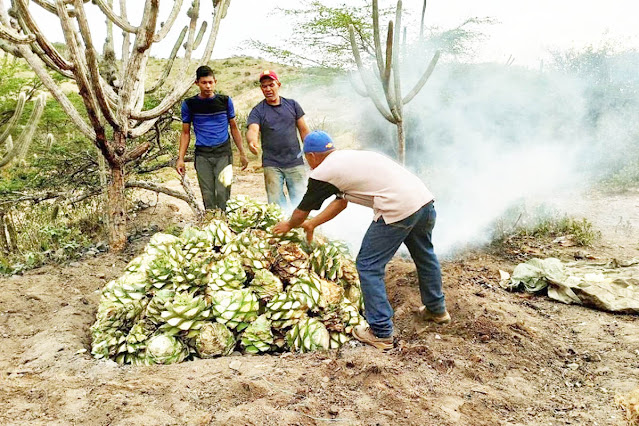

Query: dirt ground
left=1, top=166, right=638, bottom=425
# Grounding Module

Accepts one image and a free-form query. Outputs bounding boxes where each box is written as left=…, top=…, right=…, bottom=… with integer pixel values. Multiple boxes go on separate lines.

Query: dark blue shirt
left=181, top=94, right=235, bottom=147
left=247, top=97, right=304, bottom=168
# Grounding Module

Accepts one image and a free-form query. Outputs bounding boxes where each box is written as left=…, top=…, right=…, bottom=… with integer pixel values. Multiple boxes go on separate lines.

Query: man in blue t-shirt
left=177, top=66, right=248, bottom=211
left=246, top=70, right=310, bottom=208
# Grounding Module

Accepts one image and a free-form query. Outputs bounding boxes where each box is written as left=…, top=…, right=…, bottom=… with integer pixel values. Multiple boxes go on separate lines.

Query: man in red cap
left=246, top=70, right=310, bottom=209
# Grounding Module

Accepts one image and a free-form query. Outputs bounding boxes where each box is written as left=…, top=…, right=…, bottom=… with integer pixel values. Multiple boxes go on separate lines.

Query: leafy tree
left=250, top=1, right=392, bottom=69
left=250, top=0, right=492, bottom=69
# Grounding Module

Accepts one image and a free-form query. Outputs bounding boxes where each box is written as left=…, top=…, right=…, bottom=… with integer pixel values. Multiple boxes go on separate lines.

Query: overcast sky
left=27, top=0, right=639, bottom=66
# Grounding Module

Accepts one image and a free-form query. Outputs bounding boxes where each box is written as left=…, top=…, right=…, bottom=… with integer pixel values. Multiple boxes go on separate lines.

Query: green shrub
left=0, top=199, right=104, bottom=275
left=491, top=203, right=600, bottom=247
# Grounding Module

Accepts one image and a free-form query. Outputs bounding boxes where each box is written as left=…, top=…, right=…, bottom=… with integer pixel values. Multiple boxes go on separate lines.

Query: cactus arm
left=0, top=21, right=34, bottom=44
left=153, top=0, right=183, bottom=42
left=119, top=0, right=130, bottom=64
left=392, top=1, right=403, bottom=118
left=73, top=0, right=118, bottom=129
left=91, top=0, right=137, bottom=33
left=32, top=0, right=58, bottom=15
left=55, top=0, right=104, bottom=134
left=0, top=135, right=19, bottom=168
left=0, top=93, right=45, bottom=168
left=129, top=0, right=230, bottom=122
left=128, top=116, right=159, bottom=138
left=348, top=24, right=395, bottom=124
left=14, top=0, right=73, bottom=70
left=420, top=0, right=427, bottom=40
left=381, top=21, right=401, bottom=122
left=16, top=94, right=46, bottom=161
left=22, top=46, right=95, bottom=140
left=31, top=0, right=79, bottom=17
left=383, top=23, right=393, bottom=90
left=145, top=26, right=187, bottom=94
left=402, top=50, right=440, bottom=105
left=371, top=0, right=385, bottom=80
left=193, top=21, right=207, bottom=49
left=117, top=0, right=157, bottom=126
left=182, top=0, right=201, bottom=63
left=30, top=42, right=75, bottom=78
left=0, top=92, right=26, bottom=146
left=0, top=38, right=20, bottom=58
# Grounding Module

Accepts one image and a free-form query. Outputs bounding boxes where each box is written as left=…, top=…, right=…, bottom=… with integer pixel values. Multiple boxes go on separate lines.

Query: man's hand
left=273, top=220, right=293, bottom=235
left=176, top=158, right=186, bottom=176
left=239, top=153, right=249, bottom=170
left=301, top=220, right=315, bottom=243
left=248, top=141, right=259, bottom=155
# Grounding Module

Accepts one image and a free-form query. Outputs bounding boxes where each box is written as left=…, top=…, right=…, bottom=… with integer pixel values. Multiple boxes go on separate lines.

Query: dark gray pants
left=194, top=142, right=232, bottom=211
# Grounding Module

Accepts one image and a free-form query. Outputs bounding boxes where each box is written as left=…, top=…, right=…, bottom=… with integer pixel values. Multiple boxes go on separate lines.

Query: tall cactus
left=0, top=91, right=46, bottom=168
left=0, top=0, right=231, bottom=251
left=349, top=0, right=439, bottom=164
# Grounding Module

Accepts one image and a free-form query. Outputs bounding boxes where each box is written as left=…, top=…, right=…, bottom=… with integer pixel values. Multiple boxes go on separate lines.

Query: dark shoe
left=352, top=325, right=394, bottom=350
left=418, top=306, right=451, bottom=325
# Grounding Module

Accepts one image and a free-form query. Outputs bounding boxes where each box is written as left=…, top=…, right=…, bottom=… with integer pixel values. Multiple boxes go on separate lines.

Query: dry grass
left=617, top=388, right=639, bottom=425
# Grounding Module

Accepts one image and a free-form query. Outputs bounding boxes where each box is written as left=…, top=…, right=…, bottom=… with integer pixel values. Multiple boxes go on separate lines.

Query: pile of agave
left=90, top=196, right=366, bottom=365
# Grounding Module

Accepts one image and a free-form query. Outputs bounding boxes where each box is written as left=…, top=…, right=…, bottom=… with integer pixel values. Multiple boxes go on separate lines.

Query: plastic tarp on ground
left=500, top=258, right=639, bottom=314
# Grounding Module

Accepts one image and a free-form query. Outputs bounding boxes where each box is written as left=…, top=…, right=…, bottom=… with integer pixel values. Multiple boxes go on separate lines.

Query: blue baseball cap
left=303, top=131, right=335, bottom=153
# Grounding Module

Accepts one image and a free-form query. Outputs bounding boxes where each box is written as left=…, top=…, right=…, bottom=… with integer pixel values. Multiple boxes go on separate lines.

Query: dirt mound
left=1, top=247, right=637, bottom=425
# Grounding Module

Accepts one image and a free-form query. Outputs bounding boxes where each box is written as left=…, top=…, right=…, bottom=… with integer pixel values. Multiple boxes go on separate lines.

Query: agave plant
left=286, top=317, right=330, bottom=353
left=240, top=314, right=274, bottom=354
left=138, top=334, right=189, bottom=365
left=90, top=195, right=367, bottom=364
left=194, top=322, right=236, bottom=358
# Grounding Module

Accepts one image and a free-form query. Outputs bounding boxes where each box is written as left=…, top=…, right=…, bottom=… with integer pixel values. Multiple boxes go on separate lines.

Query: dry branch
left=126, top=179, right=203, bottom=218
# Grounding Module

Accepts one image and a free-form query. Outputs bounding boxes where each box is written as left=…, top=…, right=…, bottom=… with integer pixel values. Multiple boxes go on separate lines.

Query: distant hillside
left=147, top=55, right=339, bottom=113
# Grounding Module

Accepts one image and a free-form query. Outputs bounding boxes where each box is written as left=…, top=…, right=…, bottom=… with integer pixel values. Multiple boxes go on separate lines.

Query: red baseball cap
left=259, top=69, right=279, bottom=82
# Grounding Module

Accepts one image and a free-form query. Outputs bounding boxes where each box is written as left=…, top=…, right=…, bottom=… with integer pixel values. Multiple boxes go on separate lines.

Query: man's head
left=303, top=131, right=336, bottom=169
left=259, top=69, right=281, bottom=104
left=195, top=65, right=216, bottom=97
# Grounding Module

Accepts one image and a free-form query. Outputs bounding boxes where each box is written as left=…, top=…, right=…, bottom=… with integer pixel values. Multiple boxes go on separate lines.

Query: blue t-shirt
left=181, top=94, right=235, bottom=147
left=247, top=97, right=305, bottom=168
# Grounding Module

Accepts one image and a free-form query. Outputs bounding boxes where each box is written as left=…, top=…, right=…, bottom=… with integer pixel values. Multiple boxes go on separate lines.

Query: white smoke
left=284, top=47, right=639, bottom=257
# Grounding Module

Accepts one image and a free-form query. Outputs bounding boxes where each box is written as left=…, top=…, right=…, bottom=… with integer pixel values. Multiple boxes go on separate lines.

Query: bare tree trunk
left=97, top=147, right=109, bottom=233
left=107, top=132, right=127, bottom=251
left=397, top=120, right=405, bottom=165
left=108, top=163, right=126, bottom=252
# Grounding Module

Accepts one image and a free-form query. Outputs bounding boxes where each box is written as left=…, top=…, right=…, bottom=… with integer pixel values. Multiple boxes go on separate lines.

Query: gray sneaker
left=418, top=306, right=451, bottom=325
left=352, top=325, right=394, bottom=350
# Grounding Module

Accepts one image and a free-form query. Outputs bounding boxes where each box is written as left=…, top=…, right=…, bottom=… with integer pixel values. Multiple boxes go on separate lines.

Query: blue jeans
left=263, top=165, right=307, bottom=208
left=356, top=202, right=445, bottom=338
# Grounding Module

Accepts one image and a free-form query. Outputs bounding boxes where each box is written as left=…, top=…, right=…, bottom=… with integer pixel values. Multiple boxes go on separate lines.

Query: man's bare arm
left=296, top=116, right=310, bottom=143
left=272, top=208, right=311, bottom=235
left=301, top=198, right=348, bottom=242
left=176, top=122, right=191, bottom=175
left=247, top=123, right=260, bottom=155
left=229, top=118, right=248, bottom=170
